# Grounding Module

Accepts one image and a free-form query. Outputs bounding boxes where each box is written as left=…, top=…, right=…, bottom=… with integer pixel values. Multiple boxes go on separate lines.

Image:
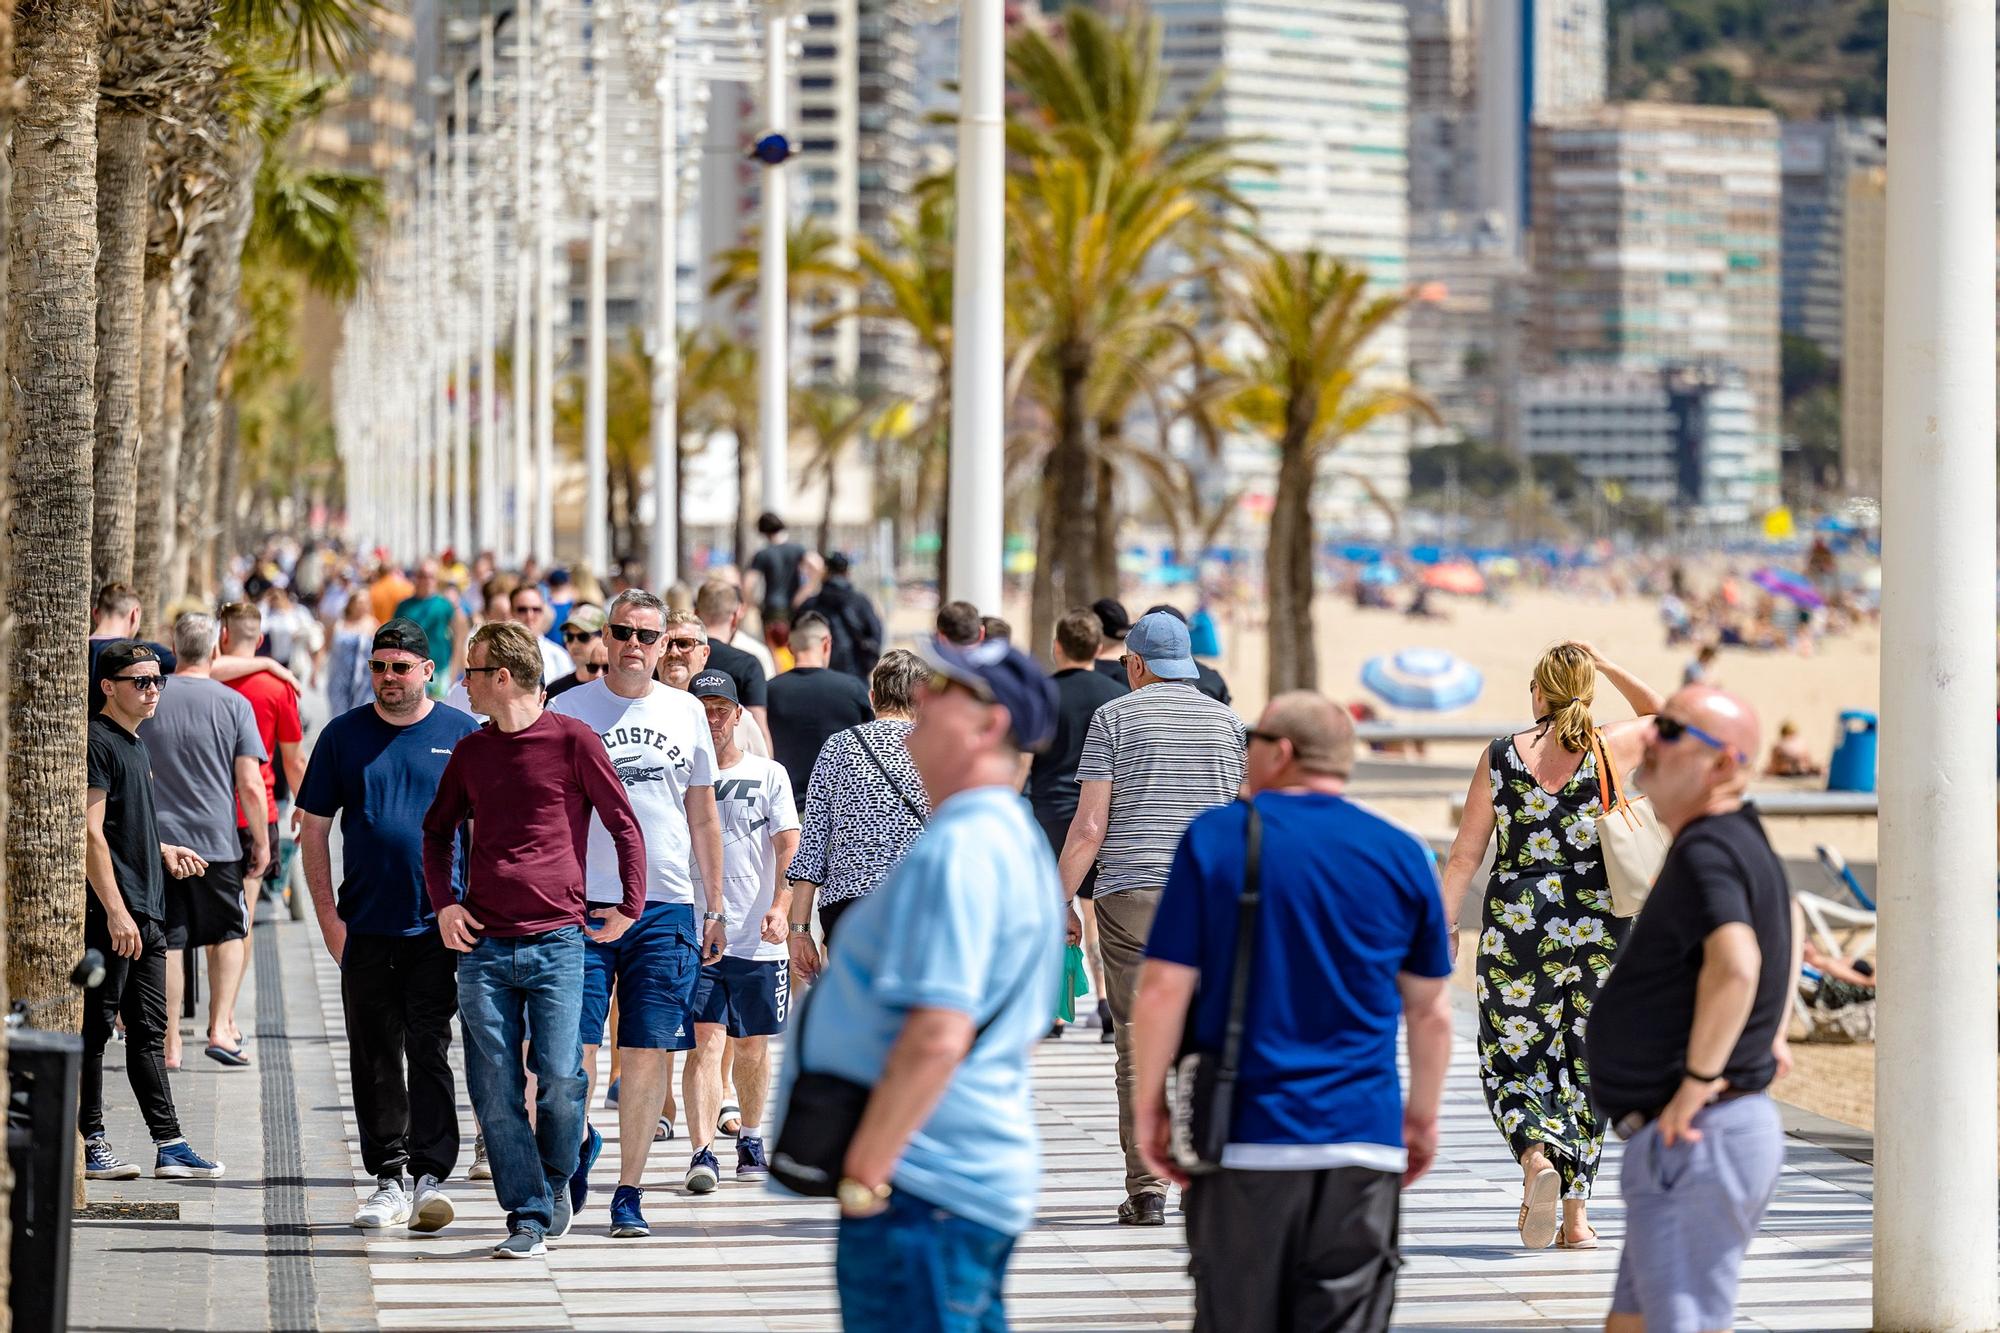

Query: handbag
left=1590, top=730, right=1669, bottom=917
left=1169, top=802, right=1262, bottom=1176
left=771, top=946, right=1037, bottom=1197
left=850, top=725, right=927, bottom=829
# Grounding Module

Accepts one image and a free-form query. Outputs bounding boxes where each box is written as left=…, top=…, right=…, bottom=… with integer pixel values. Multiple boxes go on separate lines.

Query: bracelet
left=702, top=911, right=725, bottom=924
left=789, top=923, right=812, bottom=936
left=1685, top=1066, right=1724, bottom=1084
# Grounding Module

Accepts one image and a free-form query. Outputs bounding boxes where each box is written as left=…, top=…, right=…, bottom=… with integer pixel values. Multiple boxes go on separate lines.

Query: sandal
left=1555, top=1225, right=1600, bottom=1250
left=1517, top=1166, right=1560, bottom=1249
left=717, top=1104, right=742, bottom=1138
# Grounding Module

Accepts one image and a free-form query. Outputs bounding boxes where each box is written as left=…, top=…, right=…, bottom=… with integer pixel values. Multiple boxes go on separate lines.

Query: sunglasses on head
left=369, top=659, right=423, bottom=676
left=1655, top=714, right=1745, bottom=762
left=608, top=624, right=663, bottom=645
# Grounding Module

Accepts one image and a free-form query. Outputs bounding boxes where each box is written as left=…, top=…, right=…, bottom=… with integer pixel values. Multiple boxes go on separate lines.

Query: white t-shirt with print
left=713, top=753, right=801, bottom=960
left=549, top=680, right=717, bottom=906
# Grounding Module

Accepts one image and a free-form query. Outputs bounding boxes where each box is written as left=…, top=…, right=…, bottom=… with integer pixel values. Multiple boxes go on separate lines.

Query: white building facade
left=1474, top=0, right=1606, bottom=252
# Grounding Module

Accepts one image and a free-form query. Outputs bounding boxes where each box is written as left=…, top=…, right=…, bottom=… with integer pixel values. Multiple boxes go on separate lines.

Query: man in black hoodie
left=795, top=554, right=884, bottom=682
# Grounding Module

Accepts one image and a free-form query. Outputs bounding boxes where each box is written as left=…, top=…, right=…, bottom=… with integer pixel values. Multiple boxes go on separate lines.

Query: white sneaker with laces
left=354, top=1176, right=413, bottom=1228
left=409, top=1174, right=455, bottom=1233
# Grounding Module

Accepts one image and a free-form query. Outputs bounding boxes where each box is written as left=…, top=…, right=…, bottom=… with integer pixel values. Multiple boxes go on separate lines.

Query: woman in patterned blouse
left=1439, top=641, right=1661, bottom=1252
left=786, top=649, right=931, bottom=979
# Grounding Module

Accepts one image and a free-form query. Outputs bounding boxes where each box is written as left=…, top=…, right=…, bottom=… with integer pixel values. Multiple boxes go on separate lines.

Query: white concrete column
left=532, top=57, right=557, bottom=568
left=450, top=72, right=474, bottom=559
left=1875, top=1, right=1998, bottom=1329
left=650, top=57, right=681, bottom=593
left=757, top=6, right=790, bottom=529
left=413, top=179, right=434, bottom=561
left=477, top=14, right=500, bottom=558
left=511, top=0, right=534, bottom=567
left=582, top=8, right=611, bottom=577
left=946, top=0, right=1004, bottom=610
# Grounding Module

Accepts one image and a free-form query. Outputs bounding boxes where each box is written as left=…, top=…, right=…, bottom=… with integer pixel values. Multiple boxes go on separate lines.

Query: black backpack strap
left=1217, top=803, right=1263, bottom=1085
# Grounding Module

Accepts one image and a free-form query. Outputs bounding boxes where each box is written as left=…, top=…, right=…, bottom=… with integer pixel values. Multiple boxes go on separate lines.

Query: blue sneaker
left=154, top=1140, right=224, bottom=1179
left=84, top=1136, right=139, bottom=1181
left=608, top=1185, right=650, bottom=1238
left=735, top=1136, right=769, bottom=1182
left=684, top=1148, right=719, bottom=1195
left=605, top=1077, right=620, bottom=1107
left=569, top=1123, right=602, bottom=1215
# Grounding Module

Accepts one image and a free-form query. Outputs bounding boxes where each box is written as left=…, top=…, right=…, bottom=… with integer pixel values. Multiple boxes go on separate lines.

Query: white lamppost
left=946, top=0, right=1003, bottom=610
left=430, top=111, right=453, bottom=556
left=755, top=1, right=798, bottom=530
left=1875, top=1, right=1998, bottom=1328
left=477, top=14, right=501, bottom=558
left=411, top=163, right=435, bottom=560
left=533, top=0, right=562, bottom=564
left=582, top=0, right=612, bottom=577
left=450, top=63, right=475, bottom=557
left=509, top=1, right=534, bottom=567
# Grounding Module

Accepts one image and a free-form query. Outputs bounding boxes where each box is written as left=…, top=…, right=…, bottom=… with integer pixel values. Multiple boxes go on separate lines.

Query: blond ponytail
left=1532, top=643, right=1598, bottom=755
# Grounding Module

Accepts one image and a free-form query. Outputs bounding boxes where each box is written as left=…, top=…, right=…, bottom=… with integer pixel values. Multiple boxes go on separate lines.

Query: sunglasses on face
left=1243, top=728, right=1283, bottom=750
left=578, top=661, right=608, bottom=676
left=513, top=603, right=545, bottom=618
left=608, top=624, right=664, bottom=645
left=113, top=674, right=166, bottom=693
left=1655, top=714, right=1744, bottom=762
left=369, top=659, right=423, bottom=676
left=563, top=628, right=603, bottom=644
left=662, top=636, right=704, bottom=653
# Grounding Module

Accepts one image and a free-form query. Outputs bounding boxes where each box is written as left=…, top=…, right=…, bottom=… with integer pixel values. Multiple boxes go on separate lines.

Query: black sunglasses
left=1655, top=714, right=1744, bottom=761
left=1244, top=727, right=1283, bottom=750
left=369, top=659, right=423, bottom=676
left=463, top=665, right=506, bottom=675
left=608, top=624, right=664, bottom=645
left=563, top=628, right=603, bottom=643
left=578, top=661, right=608, bottom=676
left=112, top=674, right=166, bottom=692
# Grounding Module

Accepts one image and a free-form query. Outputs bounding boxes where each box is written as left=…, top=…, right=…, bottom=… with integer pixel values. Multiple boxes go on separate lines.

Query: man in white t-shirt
left=686, top=669, right=799, bottom=1189
left=548, top=589, right=726, bottom=1240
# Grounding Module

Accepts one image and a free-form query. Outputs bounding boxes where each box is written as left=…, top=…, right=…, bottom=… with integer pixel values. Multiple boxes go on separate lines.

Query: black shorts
left=164, top=856, right=248, bottom=949
left=242, top=820, right=278, bottom=873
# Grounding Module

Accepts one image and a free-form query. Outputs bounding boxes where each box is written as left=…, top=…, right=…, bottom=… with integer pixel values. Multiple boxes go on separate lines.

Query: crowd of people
left=77, top=513, right=1804, bottom=1332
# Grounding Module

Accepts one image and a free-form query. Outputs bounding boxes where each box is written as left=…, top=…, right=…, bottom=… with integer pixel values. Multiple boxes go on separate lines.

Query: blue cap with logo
left=919, top=636, right=1059, bottom=751
left=690, top=669, right=739, bottom=705
left=1125, top=610, right=1198, bottom=681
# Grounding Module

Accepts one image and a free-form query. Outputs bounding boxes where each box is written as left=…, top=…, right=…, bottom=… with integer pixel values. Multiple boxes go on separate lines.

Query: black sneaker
left=492, top=1228, right=546, bottom=1259
left=735, top=1136, right=769, bottom=1182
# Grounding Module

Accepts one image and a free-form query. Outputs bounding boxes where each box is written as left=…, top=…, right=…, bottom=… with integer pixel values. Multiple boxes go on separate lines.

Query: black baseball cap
left=97, top=640, right=161, bottom=679
left=690, top=669, right=739, bottom=705
left=1092, top=598, right=1132, bottom=640
left=372, top=617, right=431, bottom=659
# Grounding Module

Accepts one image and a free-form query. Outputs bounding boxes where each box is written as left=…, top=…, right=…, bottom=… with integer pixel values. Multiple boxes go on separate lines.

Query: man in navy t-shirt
left=1132, top=691, right=1454, bottom=1333
left=298, top=618, right=478, bottom=1233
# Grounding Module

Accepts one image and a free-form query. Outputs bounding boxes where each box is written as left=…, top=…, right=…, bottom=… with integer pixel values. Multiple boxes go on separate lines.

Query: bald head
left=1262, top=692, right=1357, bottom=777
left=1670, top=685, right=1761, bottom=763
left=1640, top=685, right=1763, bottom=831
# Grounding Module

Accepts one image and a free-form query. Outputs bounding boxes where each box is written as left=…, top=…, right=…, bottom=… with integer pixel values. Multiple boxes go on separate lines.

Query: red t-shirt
left=228, top=669, right=304, bottom=829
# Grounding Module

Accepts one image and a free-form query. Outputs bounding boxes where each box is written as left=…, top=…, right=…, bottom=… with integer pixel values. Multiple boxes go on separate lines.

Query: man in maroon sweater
left=422, top=622, right=648, bottom=1259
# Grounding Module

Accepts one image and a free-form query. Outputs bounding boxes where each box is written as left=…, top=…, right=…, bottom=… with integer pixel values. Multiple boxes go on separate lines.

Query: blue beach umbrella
left=1361, top=649, right=1484, bottom=712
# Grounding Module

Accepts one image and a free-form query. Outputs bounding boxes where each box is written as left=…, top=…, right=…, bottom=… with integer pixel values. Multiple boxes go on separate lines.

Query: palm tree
left=1227, top=249, right=1435, bottom=696
left=554, top=329, right=655, bottom=556
left=681, top=332, right=759, bottom=564
left=92, top=0, right=216, bottom=590
left=7, top=0, right=103, bottom=1033
left=707, top=214, right=856, bottom=317
left=793, top=381, right=885, bottom=554
left=0, top=0, right=17, bottom=1282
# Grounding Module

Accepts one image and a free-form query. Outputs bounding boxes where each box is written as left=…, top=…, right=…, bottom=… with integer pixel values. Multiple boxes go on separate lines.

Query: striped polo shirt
left=1075, top=681, right=1246, bottom=896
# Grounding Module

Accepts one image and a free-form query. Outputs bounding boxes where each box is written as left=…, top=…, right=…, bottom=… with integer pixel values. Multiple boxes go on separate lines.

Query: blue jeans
left=836, top=1189, right=1016, bottom=1332
left=457, top=928, right=587, bottom=1237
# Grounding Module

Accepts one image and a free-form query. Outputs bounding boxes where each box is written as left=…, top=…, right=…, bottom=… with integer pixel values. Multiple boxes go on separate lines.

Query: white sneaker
left=409, top=1174, right=455, bottom=1233
left=354, top=1176, right=413, bottom=1228
left=468, top=1136, right=492, bottom=1181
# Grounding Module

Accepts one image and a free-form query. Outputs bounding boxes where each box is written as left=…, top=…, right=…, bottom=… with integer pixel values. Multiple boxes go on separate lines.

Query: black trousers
left=80, top=906, right=180, bottom=1143
left=818, top=895, right=861, bottom=949
left=340, top=929, right=461, bottom=1182
left=1184, top=1165, right=1401, bottom=1333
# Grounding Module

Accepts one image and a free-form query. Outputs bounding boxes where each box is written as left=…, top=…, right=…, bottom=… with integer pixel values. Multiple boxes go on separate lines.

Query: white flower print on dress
left=1526, top=1070, right=1554, bottom=1097
left=1498, top=1035, right=1531, bottom=1060
left=1500, top=1108, right=1526, bottom=1134
left=1536, top=873, right=1563, bottom=902
left=1565, top=817, right=1600, bottom=851
left=1480, top=928, right=1507, bottom=957
left=1550, top=964, right=1583, bottom=987
left=1574, top=917, right=1609, bottom=945
left=1497, top=901, right=1534, bottom=932
left=1497, top=976, right=1535, bottom=1007
left=1499, top=1015, right=1542, bottom=1043
left=1524, top=829, right=1560, bottom=861
left=1506, top=743, right=1530, bottom=774
left=1542, top=917, right=1579, bottom=947
left=1572, top=1014, right=1588, bottom=1036
left=1474, top=975, right=1490, bottom=1003
left=1519, top=788, right=1555, bottom=821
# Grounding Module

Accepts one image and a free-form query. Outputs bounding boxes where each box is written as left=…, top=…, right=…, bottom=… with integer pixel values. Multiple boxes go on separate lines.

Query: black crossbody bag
left=1170, top=801, right=1263, bottom=1176
left=772, top=951, right=1036, bottom=1197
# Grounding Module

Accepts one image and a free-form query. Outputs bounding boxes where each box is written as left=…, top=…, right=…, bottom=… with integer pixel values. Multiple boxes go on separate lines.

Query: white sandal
left=1517, top=1165, right=1560, bottom=1249
left=717, top=1103, right=742, bottom=1138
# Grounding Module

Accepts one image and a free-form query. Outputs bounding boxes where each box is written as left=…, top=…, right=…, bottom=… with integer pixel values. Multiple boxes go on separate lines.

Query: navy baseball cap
left=372, top=617, right=431, bottom=659
left=919, top=637, right=1058, bottom=752
left=689, top=669, right=739, bottom=705
left=1126, top=610, right=1198, bottom=681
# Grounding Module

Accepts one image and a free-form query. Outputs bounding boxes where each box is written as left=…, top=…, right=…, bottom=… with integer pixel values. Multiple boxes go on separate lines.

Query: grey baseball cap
left=1125, top=610, right=1198, bottom=681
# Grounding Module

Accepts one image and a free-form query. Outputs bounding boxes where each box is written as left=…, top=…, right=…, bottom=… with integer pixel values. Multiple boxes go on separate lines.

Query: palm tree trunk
left=175, top=128, right=258, bottom=599
left=6, top=0, right=101, bottom=1037
left=154, top=282, right=187, bottom=609
left=1032, top=345, right=1094, bottom=650
left=213, top=395, right=241, bottom=567
left=0, top=0, right=18, bottom=1295
left=91, top=104, right=146, bottom=590
left=818, top=460, right=836, bottom=556
left=733, top=428, right=752, bottom=567
left=1265, top=437, right=1317, bottom=697
left=132, top=259, right=169, bottom=621
left=673, top=412, right=689, bottom=576
left=1091, top=447, right=1119, bottom=597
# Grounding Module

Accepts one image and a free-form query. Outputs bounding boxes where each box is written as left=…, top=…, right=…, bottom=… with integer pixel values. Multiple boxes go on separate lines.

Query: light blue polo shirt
left=772, top=784, right=1063, bottom=1235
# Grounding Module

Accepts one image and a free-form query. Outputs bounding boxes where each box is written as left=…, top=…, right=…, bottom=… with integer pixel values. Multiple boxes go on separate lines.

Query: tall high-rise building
left=1780, top=117, right=1886, bottom=360
left=1840, top=165, right=1887, bottom=499
left=1530, top=102, right=1783, bottom=511
left=1475, top=0, right=1605, bottom=252
left=1408, top=0, right=1476, bottom=220
left=1154, top=0, right=1412, bottom=529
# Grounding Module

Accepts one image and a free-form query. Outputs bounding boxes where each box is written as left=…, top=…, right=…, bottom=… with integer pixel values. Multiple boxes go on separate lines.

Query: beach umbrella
left=1750, top=566, right=1825, bottom=609
left=1424, top=561, right=1487, bottom=596
left=1360, top=564, right=1401, bottom=587
left=1362, top=649, right=1484, bottom=711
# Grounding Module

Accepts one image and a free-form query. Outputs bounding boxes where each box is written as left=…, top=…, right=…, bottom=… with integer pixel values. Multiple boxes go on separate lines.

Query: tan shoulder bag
left=1590, top=730, right=1670, bottom=917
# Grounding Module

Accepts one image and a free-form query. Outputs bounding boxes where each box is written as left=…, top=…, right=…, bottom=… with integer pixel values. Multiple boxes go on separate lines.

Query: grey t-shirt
left=140, top=675, right=266, bottom=862
left=1075, top=681, right=1246, bottom=896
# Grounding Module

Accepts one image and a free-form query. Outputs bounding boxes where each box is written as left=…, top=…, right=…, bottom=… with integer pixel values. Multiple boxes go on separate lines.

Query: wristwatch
left=837, top=1176, right=891, bottom=1216
left=789, top=922, right=813, bottom=936
left=702, top=911, right=726, bottom=924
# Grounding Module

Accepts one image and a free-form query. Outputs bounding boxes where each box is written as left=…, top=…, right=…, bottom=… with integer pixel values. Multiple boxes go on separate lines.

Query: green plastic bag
left=1056, top=943, right=1090, bottom=1023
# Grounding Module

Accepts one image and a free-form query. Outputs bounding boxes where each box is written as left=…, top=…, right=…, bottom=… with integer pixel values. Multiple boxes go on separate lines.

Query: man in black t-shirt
left=747, top=512, right=806, bottom=627
left=766, top=613, right=873, bottom=799
left=696, top=579, right=772, bottom=747
left=1586, top=686, right=1798, bottom=1333
left=83, top=641, right=225, bottom=1181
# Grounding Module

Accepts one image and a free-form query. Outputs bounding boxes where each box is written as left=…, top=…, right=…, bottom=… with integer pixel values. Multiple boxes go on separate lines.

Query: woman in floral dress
left=1441, top=641, right=1661, bottom=1250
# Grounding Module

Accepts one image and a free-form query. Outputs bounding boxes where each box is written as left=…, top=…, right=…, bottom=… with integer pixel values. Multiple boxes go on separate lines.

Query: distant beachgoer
left=1764, top=721, right=1823, bottom=779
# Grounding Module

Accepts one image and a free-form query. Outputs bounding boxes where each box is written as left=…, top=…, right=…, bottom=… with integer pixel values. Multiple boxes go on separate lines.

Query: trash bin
left=9, top=1026, right=80, bottom=1333
left=1827, top=710, right=1878, bottom=793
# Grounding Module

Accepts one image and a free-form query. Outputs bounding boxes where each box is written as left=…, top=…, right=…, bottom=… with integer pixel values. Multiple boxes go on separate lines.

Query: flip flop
left=717, top=1104, right=742, bottom=1138
left=1517, top=1166, right=1560, bottom=1249
left=204, top=1043, right=252, bottom=1069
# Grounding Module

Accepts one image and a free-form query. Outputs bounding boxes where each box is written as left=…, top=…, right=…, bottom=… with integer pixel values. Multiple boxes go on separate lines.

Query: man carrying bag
left=1131, top=692, right=1455, bottom=1333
